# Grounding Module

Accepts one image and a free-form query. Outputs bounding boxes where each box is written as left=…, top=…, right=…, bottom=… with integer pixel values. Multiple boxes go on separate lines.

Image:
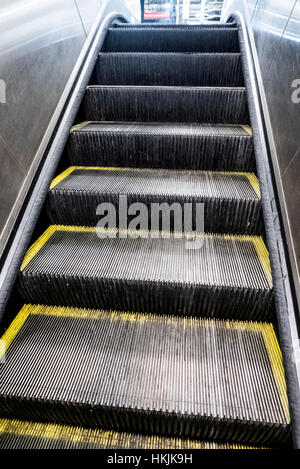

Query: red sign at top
left=144, top=11, right=171, bottom=19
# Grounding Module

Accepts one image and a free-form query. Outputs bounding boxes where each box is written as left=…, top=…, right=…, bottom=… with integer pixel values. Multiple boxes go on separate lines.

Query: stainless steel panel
left=75, top=0, right=103, bottom=35
left=262, top=1, right=300, bottom=269
left=282, top=154, right=300, bottom=270
left=0, top=0, right=140, bottom=257
left=251, top=0, right=297, bottom=80
left=0, top=0, right=86, bottom=254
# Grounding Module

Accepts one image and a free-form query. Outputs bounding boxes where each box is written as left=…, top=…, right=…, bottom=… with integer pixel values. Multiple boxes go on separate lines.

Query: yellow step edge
left=0, top=305, right=31, bottom=361
left=50, top=166, right=260, bottom=197
left=70, top=121, right=93, bottom=132
left=241, top=124, right=252, bottom=136
left=261, top=324, right=290, bottom=422
left=0, top=418, right=261, bottom=449
left=70, top=122, right=253, bottom=134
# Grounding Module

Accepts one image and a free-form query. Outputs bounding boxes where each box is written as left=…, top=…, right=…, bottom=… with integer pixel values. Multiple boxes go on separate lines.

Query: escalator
left=0, top=22, right=298, bottom=449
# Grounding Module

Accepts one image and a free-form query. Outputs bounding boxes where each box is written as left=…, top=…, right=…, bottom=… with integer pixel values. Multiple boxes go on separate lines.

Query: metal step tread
left=96, top=52, right=243, bottom=86
left=68, top=121, right=254, bottom=172
left=49, top=167, right=260, bottom=200
left=47, top=167, right=262, bottom=233
left=103, top=27, right=240, bottom=53
left=113, top=23, right=237, bottom=29
left=71, top=121, right=252, bottom=137
left=0, top=305, right=290, bottom=445
left=83, top=86, right=249, bottom=125
left=0, top=418, right=260, bottom=450
left=19, top=226, right=273, bottom=320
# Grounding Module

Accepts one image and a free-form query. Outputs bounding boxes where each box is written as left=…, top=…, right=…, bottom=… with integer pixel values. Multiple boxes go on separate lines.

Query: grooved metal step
left=103, top=27, right=240, bottom=53
left=19, top=226, right=273, bottom=320
left=0, top=305, right=290, bottom=445
left=113, top=23, right=237, bottom=28
left=0, top=418, right=260, bottom=449
left=68, top=122, right=255, bottom=171
left=47, top=167, right=262, bottom=234
left=83, top=86, right=249, bottom=124
left=96, top=53, right=243, bottom=87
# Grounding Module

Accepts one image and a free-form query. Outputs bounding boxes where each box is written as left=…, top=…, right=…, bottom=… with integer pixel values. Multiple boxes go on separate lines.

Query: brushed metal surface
left=262, top=1, right=300, bottom=263
left=0, top=0, right=86, bottom=256
left=0, top=0, right=140, bottom=257
left=75, top=0, right=102, bottom=34
left=251, top=0, right=297, bottom=80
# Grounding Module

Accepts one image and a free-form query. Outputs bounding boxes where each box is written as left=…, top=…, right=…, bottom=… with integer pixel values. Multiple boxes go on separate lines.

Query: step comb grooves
left=114, top=24, right=237, bottom=28
left=47, top=167, right=262, bottom=234
left=83, top=86, right=249, bottom=124
left=103, top=28, right=240, bottom=53
left=0, top=305, right=289, bottom=445
left=96, top=53, right=244, bottom=87
left=68, top=122, right=255, bottom=172
left=18, top=227, right=273, bottom=320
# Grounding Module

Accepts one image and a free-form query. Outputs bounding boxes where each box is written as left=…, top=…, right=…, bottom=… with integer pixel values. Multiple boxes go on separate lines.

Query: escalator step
left=0, top=418, right=261, bottom=449
left=0, top=305, right=290, bottom=445
left=83, top=86, right=249, bottom=124
left=47, top=167, right=262, bottom=234
left=96, top=53, right=244, bottom=86
left=114, top=23, right=237, bottom=28
left=103, top=27, right=240, bottom=53
left=68, top=122, right=255, bottom=171
left=19, top=226, right=273, bottom=320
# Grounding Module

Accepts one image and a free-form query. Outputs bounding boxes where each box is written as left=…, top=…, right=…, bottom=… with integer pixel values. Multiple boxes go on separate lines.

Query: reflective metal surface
left=222, top=0, right=300, bottom=304
left=0, top=0, right=140, bottom=257
left=75, top=0, right=103, bottom=34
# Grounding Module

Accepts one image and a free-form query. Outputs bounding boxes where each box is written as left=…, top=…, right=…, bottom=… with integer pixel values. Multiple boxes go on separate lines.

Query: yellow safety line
left=29, top=305, right=151, bottom=323
left=244, top=173, right=261, bottom=197
left=50, top=167, right=77, bottom=189
left=260, top=324, right=290, bottom=422
left=251, top=237, right=273, bottom=288
left=0, top=418, right=258, bottom=449
left=9, top=303, right=277, bottom=332
left=241, top=125, right=252, bottom=136
left=50, top=165, right=261, bottom=198
left=70, top=121, right=93, bottom=132
left=20, top=226, right=58, bottom=271
left=0, top=305, right=31, bottom=359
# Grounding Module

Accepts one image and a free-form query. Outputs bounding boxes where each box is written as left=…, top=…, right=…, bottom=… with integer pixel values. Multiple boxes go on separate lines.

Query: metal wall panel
left=0, top=0, right=86, bottom=255
left=75, top=0, right=103, bottom=34
left=0, top=0, right=140, bottom=256
left=251, top=0, right=297, bottom=80
left=222, top=0, right=300, bottom=298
